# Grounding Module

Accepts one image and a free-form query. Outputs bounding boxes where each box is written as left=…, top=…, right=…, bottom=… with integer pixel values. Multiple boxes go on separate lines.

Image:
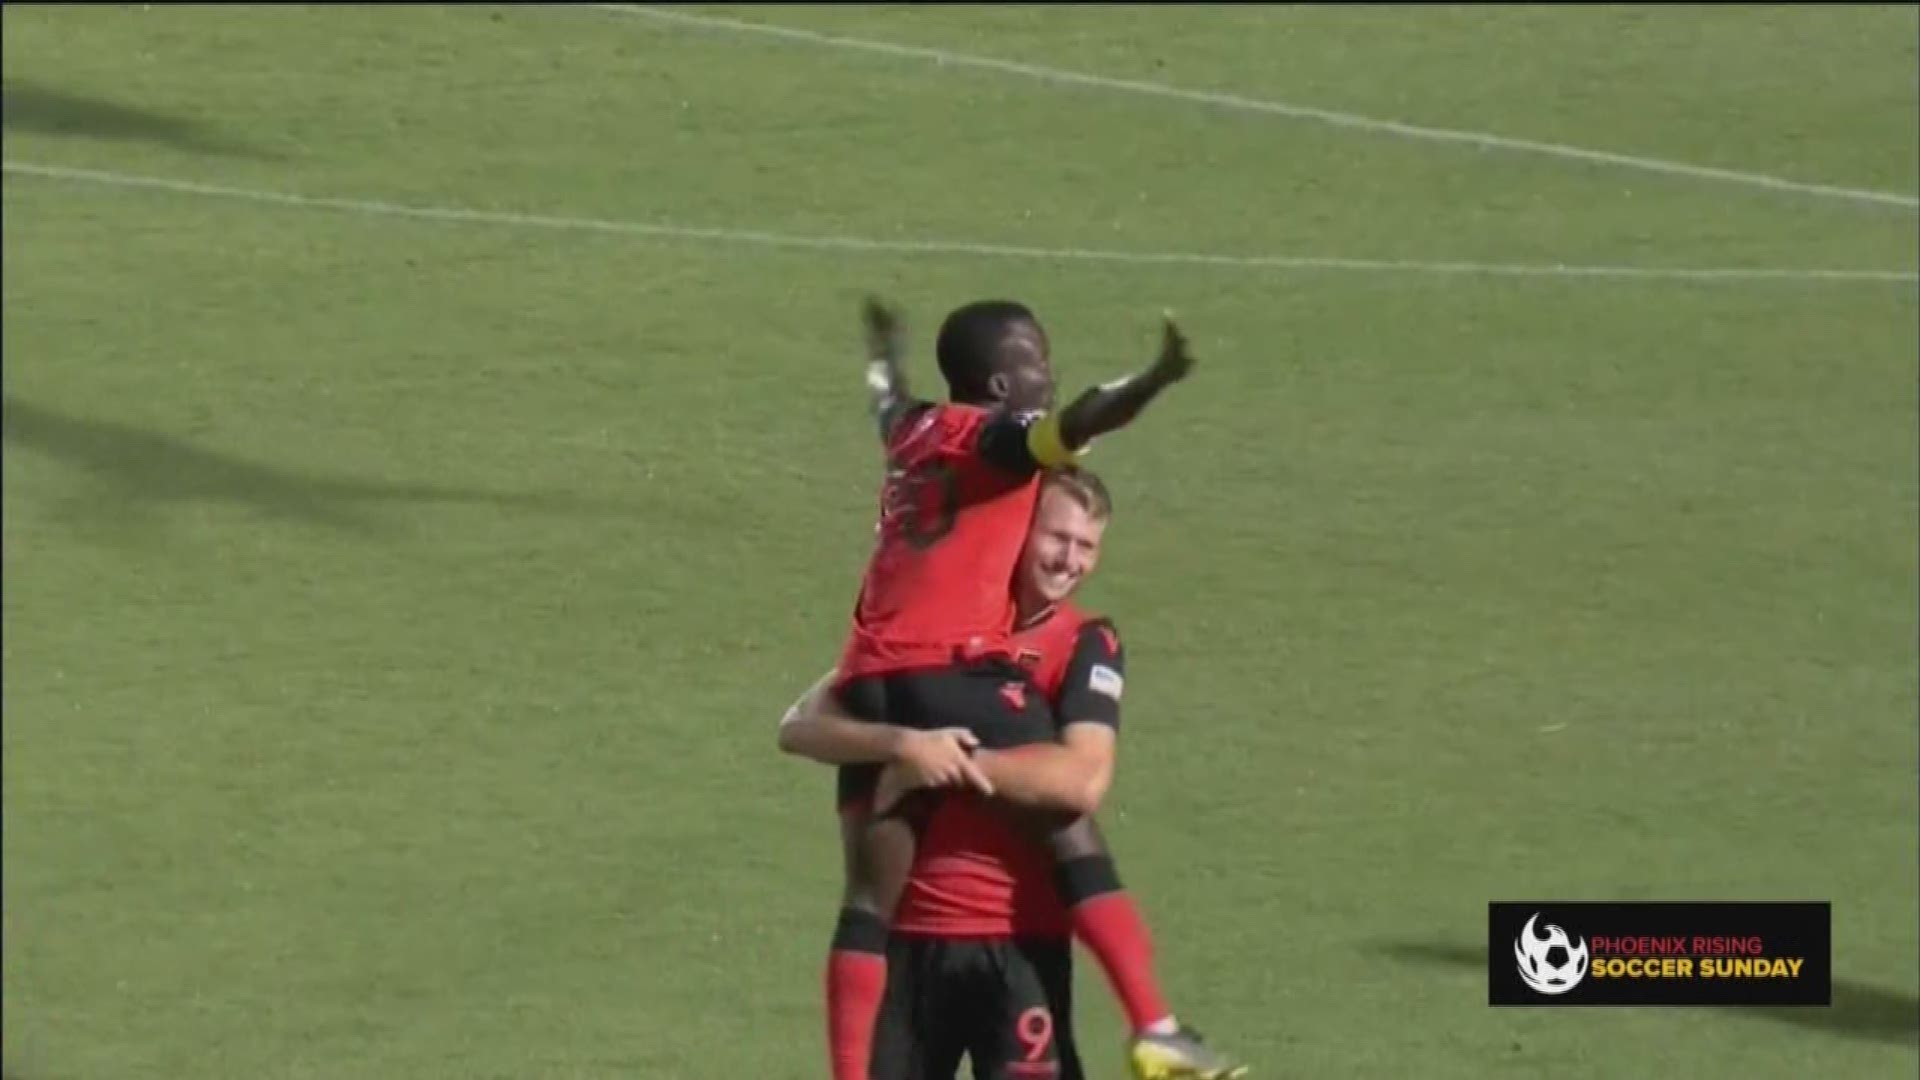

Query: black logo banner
left=1489, top=901, right=1830, bottom=1006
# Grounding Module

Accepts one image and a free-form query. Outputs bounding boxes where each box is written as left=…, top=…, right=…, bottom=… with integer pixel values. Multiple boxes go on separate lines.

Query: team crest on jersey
left=999, top=682, right=1028, bottom=711
left=1087, top=664, right=1124, bottom=700
left=1015, top=647, right=1044, bottom=669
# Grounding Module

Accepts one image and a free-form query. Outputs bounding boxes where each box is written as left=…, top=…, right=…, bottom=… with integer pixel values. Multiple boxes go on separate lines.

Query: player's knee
left=839, top=874, right=881, bottom=910
left=1046, top=816, right=1109, bottom=862
left=829, top=904, right=890, bottom=954
left=847, top=815, right=919, bottom=915
left=842, top=858, right=906, bottom=916
left=1053, top=853, right=1124, bottom=906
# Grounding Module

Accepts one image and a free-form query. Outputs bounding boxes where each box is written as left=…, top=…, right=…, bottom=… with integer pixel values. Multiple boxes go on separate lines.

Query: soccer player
left=785, top=469, right=1246, bottom=1080
left=817, top=296, right=1197, bottom=1080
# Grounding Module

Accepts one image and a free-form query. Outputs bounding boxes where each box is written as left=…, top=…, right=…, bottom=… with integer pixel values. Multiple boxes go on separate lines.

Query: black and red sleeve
left=974, top=408, right=1086, bottom=477
left=973, top=409, right=1046, bottom=475
left=1055, top=619, right=1126, bottom=730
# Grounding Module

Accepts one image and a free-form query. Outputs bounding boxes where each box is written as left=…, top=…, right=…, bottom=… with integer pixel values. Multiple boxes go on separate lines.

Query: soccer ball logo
left=1514, top=913, right=1588, bottom=995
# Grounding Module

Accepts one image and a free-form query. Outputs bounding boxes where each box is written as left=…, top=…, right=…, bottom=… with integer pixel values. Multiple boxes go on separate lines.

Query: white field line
left=591, top=4, right=1920, bottom=213
left=5, top=162, right=1915, bottom=285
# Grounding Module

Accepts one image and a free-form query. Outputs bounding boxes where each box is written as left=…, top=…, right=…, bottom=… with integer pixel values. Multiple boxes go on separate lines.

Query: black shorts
left=870, top=935, right=1082, bottom=1080
left=836, top=661, right=1057, bottom=809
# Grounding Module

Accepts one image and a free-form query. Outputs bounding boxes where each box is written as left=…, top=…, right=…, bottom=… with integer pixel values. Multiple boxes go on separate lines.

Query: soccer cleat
left=1127, top=1024, right=1249, bottom=1080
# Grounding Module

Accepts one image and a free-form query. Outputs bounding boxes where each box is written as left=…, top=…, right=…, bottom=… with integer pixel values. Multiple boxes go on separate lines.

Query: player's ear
left=985, top=371, right=1011, bottom=402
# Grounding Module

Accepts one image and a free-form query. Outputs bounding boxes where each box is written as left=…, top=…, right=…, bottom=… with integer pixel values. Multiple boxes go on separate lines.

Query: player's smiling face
left=1017, top=484, right=1108, bottom=610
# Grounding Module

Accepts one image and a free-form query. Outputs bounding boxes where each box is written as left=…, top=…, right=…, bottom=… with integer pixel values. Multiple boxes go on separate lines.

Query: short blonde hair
left=1043, top=466, right=1112, bottom=521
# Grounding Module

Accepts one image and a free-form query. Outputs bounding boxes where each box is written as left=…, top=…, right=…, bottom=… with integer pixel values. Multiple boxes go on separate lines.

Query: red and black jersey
left=893, top=602, right=1128, bottom=939
left=835, top=403, right=1057, bottom=682
left=1012, top=600, right=1125, bottom=732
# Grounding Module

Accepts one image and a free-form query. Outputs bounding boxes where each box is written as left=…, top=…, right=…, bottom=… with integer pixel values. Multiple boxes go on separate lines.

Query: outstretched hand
left=1055, top=311, right=1198, bottom=451
left=863, top=295, right=906, bottom=364
left=1147, top=312, right=1196, bottom=387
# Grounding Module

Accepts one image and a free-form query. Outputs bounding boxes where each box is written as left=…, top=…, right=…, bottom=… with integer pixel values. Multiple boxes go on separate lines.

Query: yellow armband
left=1026, top=412, right=1082, bottom=468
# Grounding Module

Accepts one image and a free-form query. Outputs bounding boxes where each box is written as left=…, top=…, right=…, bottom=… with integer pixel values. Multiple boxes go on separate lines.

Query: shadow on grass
left=3, top=394, right=635, bottom=540
left=2, top=80, right=272, bottom=159
left=1374, top=940, right=1919, bottom=1049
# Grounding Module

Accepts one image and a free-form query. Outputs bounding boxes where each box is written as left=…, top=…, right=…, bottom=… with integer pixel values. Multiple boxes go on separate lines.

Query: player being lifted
left=821, top=296, right=1234, bottom=1080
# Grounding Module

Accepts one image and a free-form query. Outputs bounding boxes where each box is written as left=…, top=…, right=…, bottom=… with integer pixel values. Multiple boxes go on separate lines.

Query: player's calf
left=1041, top=820, right=1176, bottom=1038
left=826, top=804, right=925, bottom=1080
left=826, top=899, right=889, bottom=1080
left=1041, top=824, right=1247, bottom=1076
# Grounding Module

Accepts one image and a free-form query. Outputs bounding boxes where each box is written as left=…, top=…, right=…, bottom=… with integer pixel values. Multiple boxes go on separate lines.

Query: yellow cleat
left=1128, top=1024, right=1249, bottom=1080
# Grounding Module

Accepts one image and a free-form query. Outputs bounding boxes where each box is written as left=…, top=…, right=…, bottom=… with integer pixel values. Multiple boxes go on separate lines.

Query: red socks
left=825, top=949, right=886, bottom=1080
left=1072, top=891, right=1172, bottom=1032
left=826, top=903, right=892, bottom=1080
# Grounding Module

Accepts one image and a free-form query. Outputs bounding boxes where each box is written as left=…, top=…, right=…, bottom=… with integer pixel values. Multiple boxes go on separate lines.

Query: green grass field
left=4, top=5, right=1916, bottom=1078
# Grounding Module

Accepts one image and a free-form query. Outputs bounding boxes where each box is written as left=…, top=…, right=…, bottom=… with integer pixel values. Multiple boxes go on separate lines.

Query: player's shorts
left=836, top=660, right=1056, bottom=810
left=870, top=934, right=1082, bottom=1080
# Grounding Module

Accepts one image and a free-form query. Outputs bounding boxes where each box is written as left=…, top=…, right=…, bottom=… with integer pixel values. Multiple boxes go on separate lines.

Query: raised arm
left=863, top=297, right=929, bottom=444
left=970, top=314, right=1197, bottom=479
left=1055, top=315, right=1196, bottom=451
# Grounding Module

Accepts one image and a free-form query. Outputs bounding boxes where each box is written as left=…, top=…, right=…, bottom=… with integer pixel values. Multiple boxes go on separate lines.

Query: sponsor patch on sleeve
left=1088, top=664, right=1124, bottom=700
